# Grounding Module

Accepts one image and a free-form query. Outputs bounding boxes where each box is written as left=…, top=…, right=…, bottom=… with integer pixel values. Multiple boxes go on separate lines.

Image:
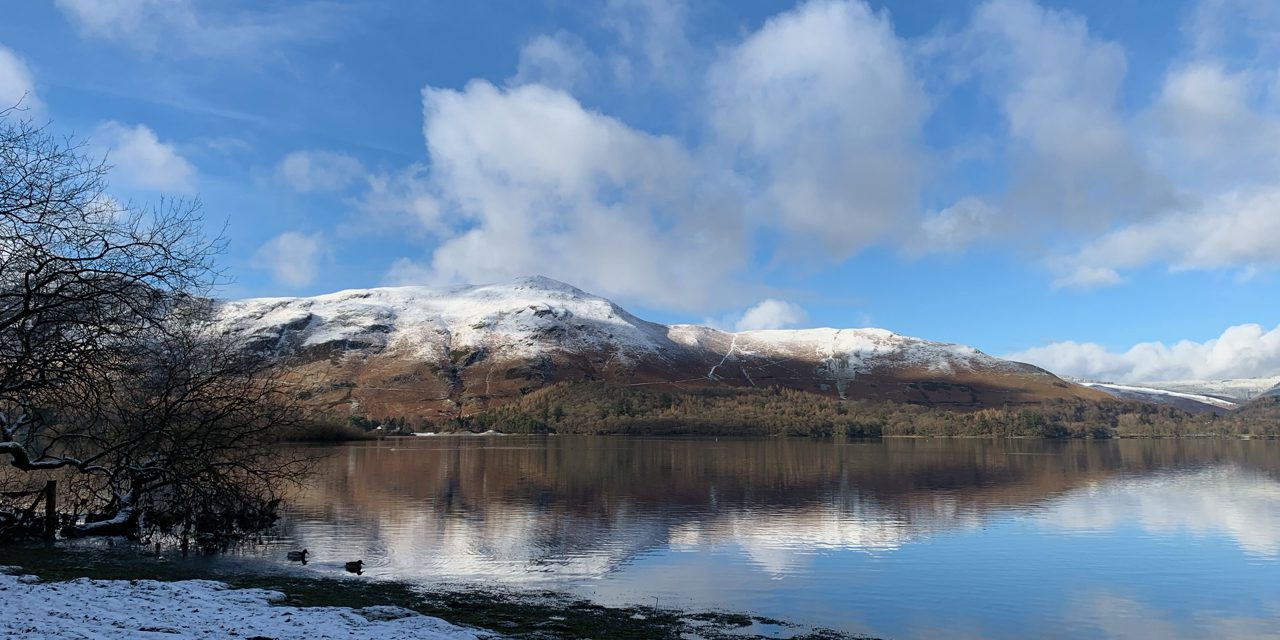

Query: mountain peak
left=504, top=275, right=588, bottom=295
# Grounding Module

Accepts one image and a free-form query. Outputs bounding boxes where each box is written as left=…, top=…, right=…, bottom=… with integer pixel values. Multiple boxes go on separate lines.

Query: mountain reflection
left=279, top=437, right=1280, bottom=583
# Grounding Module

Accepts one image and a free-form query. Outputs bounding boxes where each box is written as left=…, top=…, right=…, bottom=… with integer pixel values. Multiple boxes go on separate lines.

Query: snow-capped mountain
left=1078, top=376, right=1280, bottom=413
left=1078, top=382, right=1239, bottom=413
left=215, top=276, right=1106, bottom=419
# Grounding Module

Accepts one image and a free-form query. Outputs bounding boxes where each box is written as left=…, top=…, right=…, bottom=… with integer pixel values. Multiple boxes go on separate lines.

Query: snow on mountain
left=1074, top=376, right=1280, bottom=413
left=216, top=276, right=673, bottom=364
left=217, top=276, right=1029, bottom=379
left=1131, top=377, right=1280, bottom=403
left=669, top=324, right=1047, bottom=399
left=1079, top=382, right=1240, bottom=413
left=213, top=276, right=1100, bottom=417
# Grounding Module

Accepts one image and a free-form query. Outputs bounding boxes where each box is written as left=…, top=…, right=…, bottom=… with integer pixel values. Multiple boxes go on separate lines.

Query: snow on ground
left=0, top=572, right=492, bottom=640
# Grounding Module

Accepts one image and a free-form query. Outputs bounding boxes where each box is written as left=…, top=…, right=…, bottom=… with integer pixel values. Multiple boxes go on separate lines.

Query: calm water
left=252, top=438, right=1280, bottom=637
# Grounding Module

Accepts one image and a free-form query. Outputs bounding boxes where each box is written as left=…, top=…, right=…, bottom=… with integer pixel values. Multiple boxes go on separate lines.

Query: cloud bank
left=1006, top=323, right=1280, bottom=382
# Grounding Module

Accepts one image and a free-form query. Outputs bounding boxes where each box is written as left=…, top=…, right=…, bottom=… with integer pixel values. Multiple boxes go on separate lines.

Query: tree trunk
left=43, top=480, right=55, bottom=540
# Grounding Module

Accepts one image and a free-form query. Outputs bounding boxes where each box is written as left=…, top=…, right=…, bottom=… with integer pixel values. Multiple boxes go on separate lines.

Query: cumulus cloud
left=734, top=299, right=809, bottom=331
left=386, top=80, right=747, bottom=310
left=1005, top=323, right=1280, bottom=381
left=1031, top=0, right=1280, bottom=286
left=964, top=0, right=1171, bottom=234
left=278, top=150, right=364, bottom=193
left=708, top=0, right=926, bottom=258
left=253, top=231, right=327, bottom=288
left=54, top=0, right=344, bottom=58
left=1054, top=188, right=1280, bottom=288
left=93, top=121, right=195, bottom=192
left=0, top=44, right=39, bottom=113
left=1146, top=63, right=1279, bottom=184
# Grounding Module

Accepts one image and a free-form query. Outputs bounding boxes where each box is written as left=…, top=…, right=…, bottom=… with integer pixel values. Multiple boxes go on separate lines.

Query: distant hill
left=1078, top=377, right=1280, bottom=414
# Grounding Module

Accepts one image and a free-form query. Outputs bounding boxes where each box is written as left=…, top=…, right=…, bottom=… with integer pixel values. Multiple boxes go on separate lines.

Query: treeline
left=451, top=381, right=1280, bottom=438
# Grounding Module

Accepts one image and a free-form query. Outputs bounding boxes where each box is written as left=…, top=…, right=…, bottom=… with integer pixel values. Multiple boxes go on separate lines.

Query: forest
left=435, top=381, right=1280, bottom=438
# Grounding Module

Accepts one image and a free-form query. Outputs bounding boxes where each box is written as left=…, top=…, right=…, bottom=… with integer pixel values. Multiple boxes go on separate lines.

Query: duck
left=344, top=560, right=364, bottom=574
left=286, top=549, right=309, bottom=562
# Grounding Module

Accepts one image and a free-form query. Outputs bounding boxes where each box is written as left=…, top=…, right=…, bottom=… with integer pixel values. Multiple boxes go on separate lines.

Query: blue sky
left=2, top=0, right=1279, bottom=382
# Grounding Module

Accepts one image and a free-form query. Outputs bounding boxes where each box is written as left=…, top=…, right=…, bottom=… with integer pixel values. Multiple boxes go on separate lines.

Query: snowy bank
left=0, top=572, right=493, bottom=639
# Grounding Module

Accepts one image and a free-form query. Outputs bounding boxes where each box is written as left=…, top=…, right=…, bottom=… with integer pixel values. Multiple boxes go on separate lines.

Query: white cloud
left=909, top=197, right=997, bottom=255
left=0, top=44, right=39, bottom=113
left=1055, top=187, right=1280, bottom=288
left=93, top=121, right=195, bottom=192
left=1051, top=265, right=1123, bottom=290
left=1145, top=62, right=1280, bottom=192
left=252, top=231, right=327, bottom=288
left=54, top=0, right=344, bottom=58
left=1022, top=0, right=1280, bottom=286
left=510, top=32, right=595, bottom=91
left=734, top=299, right=809, bottom=331
left=359, top=0, right=1280, bottom=309
left=965, top=0, right=1171, bottom=234
left=278, top=150, right=364, bottom=193
left=1006, top=323, right=1280, bottom=382
left=389, top=80, right=747, bottom=310
left=708, top=0, right=926, bottom=258
left=600, top=0, right=694, bottom=88
left=354, top=164, right=443, bottom=235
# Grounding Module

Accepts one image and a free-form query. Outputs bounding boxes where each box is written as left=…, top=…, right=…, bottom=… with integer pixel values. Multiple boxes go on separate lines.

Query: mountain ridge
left=213, top=276, right=1110, bottom=421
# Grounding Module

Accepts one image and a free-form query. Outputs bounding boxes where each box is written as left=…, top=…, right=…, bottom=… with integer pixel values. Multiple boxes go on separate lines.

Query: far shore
left=285, top=429, right=1280, bottom=443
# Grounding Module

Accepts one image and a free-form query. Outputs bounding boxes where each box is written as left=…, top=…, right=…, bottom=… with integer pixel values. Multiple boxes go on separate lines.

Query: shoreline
left=290, top=431, right=1280, bottom=443
left=0, top=570, right=487, bottom=640
left=2, top=557, right=868, bottom=640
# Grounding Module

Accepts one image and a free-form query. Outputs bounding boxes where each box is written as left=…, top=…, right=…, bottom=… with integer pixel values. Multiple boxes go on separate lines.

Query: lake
left=226, top=436, right=1280, bottom=639
left=18, top=436, right=1267, bottom=638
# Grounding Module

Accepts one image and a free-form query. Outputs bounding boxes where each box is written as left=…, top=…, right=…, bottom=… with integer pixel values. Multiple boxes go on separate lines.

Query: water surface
left=201, top=438, right=1280, bottom=638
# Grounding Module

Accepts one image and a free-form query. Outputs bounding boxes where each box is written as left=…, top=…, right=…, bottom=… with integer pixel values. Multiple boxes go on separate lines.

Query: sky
left=2, top=0, right=1279, bottom=383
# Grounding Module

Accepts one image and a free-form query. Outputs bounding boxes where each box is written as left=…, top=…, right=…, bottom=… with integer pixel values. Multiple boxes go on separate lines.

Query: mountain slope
left=1079, top=382, right=1239, bottom=414
left=1077, top=377, right=1280, bottom=414
left=215, top=276, right=1106, bottom=421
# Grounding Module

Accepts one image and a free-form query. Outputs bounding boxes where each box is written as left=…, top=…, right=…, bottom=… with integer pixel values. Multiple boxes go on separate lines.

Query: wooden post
left=43, top=480, right=56, bottom=540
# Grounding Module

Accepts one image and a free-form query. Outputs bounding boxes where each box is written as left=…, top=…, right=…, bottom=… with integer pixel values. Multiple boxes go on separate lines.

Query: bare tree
left=60, top=304, right=310, bottom=542
left=0, top=109, right=307, bottom=542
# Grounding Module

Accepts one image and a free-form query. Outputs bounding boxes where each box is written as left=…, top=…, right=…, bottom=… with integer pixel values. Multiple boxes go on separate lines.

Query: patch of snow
left=0, top=573, right=490, bottom=640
